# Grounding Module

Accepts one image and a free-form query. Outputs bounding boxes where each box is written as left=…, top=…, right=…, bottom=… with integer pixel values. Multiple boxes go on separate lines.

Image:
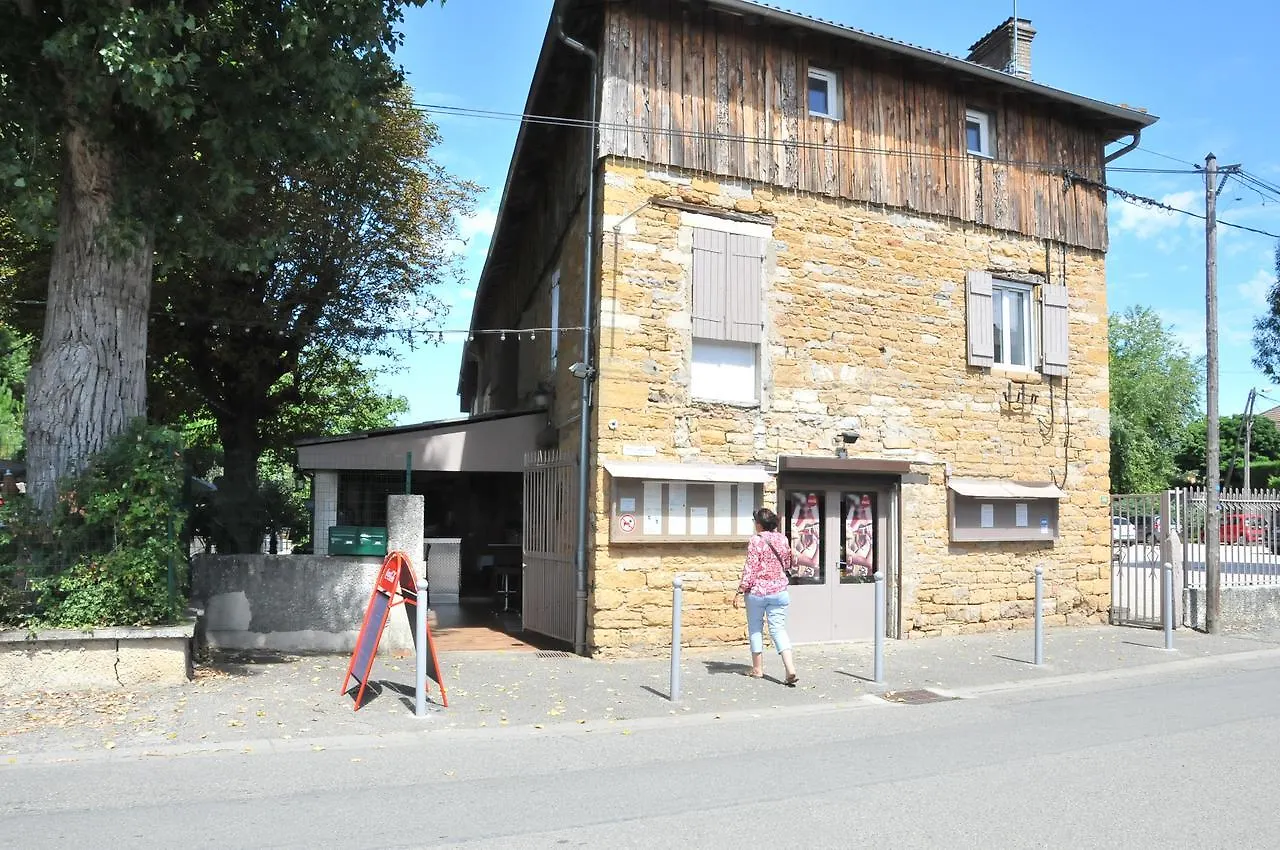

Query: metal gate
left=1111, top=492, right=1181, bottom=628
left=522, top=449, right=577, bottom=644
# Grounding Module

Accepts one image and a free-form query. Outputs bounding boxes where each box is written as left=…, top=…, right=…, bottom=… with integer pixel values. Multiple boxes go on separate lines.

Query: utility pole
left=1204, top=153, right=1222, bottom=634
left=1244, top=390, right=1256, bottom=495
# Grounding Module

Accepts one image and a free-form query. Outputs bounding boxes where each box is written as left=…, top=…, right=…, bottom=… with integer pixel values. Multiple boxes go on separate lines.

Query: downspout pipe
left=1104, top=130, right=1141, bottom=164
left=556, top=16, right=598, bottom=657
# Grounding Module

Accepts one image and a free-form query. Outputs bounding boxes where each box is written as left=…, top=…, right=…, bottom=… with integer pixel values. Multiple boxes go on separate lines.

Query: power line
left=396, top=100, right=1206, bottom=177
left=1081, top=173, right=1280, bottom=240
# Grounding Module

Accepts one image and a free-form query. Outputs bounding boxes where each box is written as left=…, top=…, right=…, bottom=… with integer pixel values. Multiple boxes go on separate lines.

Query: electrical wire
left=392, top=99, right=1208, bottom=176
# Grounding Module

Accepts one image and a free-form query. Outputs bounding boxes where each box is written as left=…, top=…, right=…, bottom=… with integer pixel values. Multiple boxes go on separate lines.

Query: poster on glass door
left=789, top=492, right=822, bottom=582
left=844, top=493, right=875, bottom=580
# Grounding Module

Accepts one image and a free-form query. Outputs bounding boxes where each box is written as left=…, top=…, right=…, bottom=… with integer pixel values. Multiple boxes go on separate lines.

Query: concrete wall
left=1184, top=586, right=1280, bottom=633
left=0, top=624, right=194, bottom=693
left=588, top=160, right=1113, bottom=652
left=191, top=555, right=413, bottom=654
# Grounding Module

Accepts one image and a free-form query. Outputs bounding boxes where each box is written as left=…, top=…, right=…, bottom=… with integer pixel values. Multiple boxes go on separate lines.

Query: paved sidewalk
left=3, top=625, right=1279, bottom=762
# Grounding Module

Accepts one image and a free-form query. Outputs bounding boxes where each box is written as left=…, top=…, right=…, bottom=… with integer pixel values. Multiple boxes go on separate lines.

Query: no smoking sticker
left=619, top=514, right=636, bottom=533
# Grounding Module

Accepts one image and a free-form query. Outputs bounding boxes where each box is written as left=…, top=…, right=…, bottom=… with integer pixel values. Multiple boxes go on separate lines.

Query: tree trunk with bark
left=213, top=414, right=267, bottom=554
left=24, top=126, right=153, bottom=511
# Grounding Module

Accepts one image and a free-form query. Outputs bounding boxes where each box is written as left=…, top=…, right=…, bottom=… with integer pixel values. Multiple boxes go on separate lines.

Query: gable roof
left=704, top=0, right=1157, bottom=135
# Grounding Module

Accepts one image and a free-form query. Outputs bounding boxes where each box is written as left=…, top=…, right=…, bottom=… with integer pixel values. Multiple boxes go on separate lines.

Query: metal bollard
left=1163, top=562, right=1175, bottom=651
left=670, top=576, right=683, bottom=702
left=415, top=584, right=429, bottom=718
left=873, top=572, right=885, bottom=684
left=1033, top=565, right=1044, bottom=666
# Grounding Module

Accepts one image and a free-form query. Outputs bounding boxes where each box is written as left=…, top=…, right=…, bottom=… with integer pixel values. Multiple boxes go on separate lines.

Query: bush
left=0, top=419, right=186, bottom=628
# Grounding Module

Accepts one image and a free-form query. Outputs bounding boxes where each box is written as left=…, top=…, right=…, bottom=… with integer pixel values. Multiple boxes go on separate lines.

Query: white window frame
left=992, top=279, right=1035, bottom=370
left=549, top=270, right=561, bottom=368
left=807, top=66, right=841, bottom=121
left=965, top=108, right=993, bottom=158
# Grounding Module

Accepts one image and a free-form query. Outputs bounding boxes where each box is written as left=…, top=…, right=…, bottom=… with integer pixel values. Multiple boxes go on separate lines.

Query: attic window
left=807, top=67, right=840, bottom=120
left=966, top=109, right=993, bottom=157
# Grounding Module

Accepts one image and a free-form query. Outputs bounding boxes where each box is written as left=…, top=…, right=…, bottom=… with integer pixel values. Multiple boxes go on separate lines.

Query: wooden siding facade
left=598, top=0, right=1113, bottom=251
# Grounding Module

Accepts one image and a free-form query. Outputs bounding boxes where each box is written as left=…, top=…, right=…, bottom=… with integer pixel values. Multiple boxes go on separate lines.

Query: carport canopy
left=296, top=410, right=544, bottom=474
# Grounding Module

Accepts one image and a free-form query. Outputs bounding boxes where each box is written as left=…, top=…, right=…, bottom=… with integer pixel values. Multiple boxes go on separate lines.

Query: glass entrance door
left=782, top=485, right=893, bottom=643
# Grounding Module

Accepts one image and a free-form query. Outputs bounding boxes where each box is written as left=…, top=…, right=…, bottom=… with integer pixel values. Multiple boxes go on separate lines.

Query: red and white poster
left=790, top=493, right=822, bottom=580
left=844, top=494, right=875, bottom=578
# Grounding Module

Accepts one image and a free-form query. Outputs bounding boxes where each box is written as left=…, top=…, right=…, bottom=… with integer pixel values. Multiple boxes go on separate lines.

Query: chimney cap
left=968, top=16, right=1037, bottom=55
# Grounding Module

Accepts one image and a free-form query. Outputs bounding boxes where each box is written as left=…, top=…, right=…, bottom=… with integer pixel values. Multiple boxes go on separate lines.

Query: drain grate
left=535, top=650, right=575, bottom=659
left=878, top=689, right=957, bottom=705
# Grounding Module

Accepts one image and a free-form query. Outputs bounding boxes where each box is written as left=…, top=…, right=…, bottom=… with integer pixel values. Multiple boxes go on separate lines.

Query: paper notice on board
left=690, top=506, right=709, bottom=536
left=1015, top=503, right=1028, bottom=527
left=714, top=484, right=732, bottom=535
left=620, top=497, right=636, bottom=513
left=667, top=483, right=687, bottom=535
left=737, top=486, right=755, bottom=535
left=643, top=482, right=663, bottom=535
left=980, top=503, right=995, bottom=528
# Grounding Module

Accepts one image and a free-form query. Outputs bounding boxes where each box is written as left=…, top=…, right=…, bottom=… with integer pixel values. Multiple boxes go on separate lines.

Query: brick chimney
left=967, top=17, right=1036, bottom=80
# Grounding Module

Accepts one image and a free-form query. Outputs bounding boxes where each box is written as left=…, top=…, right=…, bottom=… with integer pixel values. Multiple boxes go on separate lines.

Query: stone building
left=459, top=0, right=1157, bottom=654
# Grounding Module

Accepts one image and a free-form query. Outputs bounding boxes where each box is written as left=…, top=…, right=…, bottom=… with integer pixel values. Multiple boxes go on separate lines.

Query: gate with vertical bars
left=522, top=449, right=577, bottom=644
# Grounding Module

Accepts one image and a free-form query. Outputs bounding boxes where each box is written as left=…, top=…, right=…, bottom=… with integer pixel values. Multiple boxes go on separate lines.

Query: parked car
left=1111, top=516, right=1137, bottom=546
left=1137, top=514, right=1185, bottom=544
left=1218, top=513, right=1268, bottom=545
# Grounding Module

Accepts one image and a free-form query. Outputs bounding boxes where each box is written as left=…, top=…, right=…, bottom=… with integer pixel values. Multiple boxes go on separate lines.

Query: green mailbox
left=328, top=525, right=388, bottom=556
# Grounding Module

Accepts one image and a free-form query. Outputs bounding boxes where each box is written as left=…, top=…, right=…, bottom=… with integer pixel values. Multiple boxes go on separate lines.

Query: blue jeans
left=745, top=591, right=792, bottom=655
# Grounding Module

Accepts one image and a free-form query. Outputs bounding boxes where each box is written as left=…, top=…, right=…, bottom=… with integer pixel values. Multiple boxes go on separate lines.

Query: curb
left=8, top=641, right=1280, bottom=769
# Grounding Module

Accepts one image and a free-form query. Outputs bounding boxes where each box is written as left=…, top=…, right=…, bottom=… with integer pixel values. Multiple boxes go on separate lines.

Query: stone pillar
left=313, top=471, right=339, bottom=555
left=387, top=494, right=426, bottom=585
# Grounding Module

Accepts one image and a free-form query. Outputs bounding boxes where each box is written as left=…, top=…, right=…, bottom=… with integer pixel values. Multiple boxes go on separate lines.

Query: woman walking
left=734, top=507, right=799, bottom=686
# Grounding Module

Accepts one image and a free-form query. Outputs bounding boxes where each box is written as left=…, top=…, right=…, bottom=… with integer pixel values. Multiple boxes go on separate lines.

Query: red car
left=1218, top=513, right=1268, bottom=545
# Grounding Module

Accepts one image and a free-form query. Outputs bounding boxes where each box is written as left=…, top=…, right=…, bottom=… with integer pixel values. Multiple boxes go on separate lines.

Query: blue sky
left=368, top=0, right=1280, bottom=423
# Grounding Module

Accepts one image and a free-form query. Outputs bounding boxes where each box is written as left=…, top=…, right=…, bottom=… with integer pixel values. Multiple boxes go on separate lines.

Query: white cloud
left=1156, top=307, right=1206, bottom=357
left=458, top=207, right=498, bottom=243
left=1114, top=190, right=1199, bottom=240
left=1236, top=268, right=1274, bottom=312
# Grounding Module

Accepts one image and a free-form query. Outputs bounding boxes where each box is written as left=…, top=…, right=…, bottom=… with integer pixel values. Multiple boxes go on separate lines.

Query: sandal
left=745, top=670, right=764, bottom=679
left=784, top=673, right=799, bottom=687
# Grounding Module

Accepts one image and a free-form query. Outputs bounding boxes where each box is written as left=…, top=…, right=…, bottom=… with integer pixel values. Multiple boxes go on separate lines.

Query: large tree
left=1253, top=245, right=1280, bottom=381
left=1109, top=306, right=1204, bottom=493
left=148, top=90, right=473, bottom=552
left=0, top=0, right=427, bottom=510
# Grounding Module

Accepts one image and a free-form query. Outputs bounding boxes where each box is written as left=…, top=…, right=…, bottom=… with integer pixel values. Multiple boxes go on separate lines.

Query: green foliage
left=0, top=420, right=185, bottom=627
left=1252, top=245, right=1280, bottom=381
left=1174, top=414, right=1280, bottom=485
left=1109, top=306, right=1204, bottom=492
left=0, top=323, right=30, bottom=458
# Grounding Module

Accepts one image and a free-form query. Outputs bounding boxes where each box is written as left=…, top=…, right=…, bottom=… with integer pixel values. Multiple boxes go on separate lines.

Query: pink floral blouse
left=738, top=531, right=792, bottom=596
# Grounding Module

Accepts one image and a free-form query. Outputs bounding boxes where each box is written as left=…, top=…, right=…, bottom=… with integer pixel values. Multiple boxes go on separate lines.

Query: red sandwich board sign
left=340, top=550, right=448, bottom=711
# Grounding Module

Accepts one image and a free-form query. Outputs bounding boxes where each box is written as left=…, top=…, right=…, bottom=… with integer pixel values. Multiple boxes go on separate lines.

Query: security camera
left=568, top=362, right=595, bottom=380
left=841, top=430, right=860, bottom=444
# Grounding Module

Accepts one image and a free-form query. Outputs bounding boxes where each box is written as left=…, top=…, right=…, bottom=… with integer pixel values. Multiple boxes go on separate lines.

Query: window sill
left=808, top=112, right=841, bottom=122
left=691, top=397, right=761, bottom=409
left=967, top=150, right=995, bottom=160
left=992, top=366, right=1042, bottom=384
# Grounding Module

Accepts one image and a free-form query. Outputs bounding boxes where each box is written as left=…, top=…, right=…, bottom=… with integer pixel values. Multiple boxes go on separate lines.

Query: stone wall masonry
left=586, top=158, right=1112, bottom=654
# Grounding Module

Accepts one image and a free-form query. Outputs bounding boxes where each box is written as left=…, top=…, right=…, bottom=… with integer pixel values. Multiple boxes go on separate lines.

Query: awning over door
left=296, top=410, right=544, bottom=473
left=947, top=478, right=1066, bottom=499
left=603, top=461, right=772, bottom=483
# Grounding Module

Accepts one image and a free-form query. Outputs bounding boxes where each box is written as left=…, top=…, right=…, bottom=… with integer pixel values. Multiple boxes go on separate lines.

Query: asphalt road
left=3, top=652, right=1280, bottom=849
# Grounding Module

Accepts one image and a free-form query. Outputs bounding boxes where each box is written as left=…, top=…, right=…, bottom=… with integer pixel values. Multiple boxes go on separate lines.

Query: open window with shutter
left=691, top=227, right=764, bottom=403
left=966, top=271, right=1069, bottom=376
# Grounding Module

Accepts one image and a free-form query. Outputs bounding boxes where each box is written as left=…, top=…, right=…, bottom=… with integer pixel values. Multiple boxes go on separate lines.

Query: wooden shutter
left=966, top=270, right=995, bottom=368
left=726, top=234, right=764, bottom=343
left=692, top=228, right=728, bottom=340
left=1040, top=283, right=1070, bottom=376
